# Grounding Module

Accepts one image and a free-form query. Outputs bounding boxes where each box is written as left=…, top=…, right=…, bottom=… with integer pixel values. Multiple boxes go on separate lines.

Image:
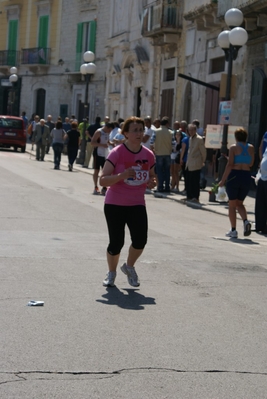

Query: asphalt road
left=0, top=149, right=267, bottom=399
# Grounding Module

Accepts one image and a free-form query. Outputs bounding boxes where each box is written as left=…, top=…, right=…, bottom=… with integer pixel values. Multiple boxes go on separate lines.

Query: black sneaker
left=244, top=221, right=251, bottom=236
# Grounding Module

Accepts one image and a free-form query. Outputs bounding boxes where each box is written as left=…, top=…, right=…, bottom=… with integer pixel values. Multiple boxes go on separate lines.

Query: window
left=7, top=20, right=18, bottom=65
left=38, top=15, right=50, bottom=64
left=0, top=118, right=23, bottom=129
left=210, top=56, right=225, bottom=74
left=164, top=67, right=175, bottom=81
left=75, top=21, right=97, bottom=71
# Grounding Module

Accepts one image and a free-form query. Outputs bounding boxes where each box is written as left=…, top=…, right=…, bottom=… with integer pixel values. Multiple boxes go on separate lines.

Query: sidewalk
left=26, top=144, right=256, bottom=221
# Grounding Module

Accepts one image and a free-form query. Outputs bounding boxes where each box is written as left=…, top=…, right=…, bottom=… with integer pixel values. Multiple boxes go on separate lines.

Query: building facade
left=0, top=0, right=266, bottom=156
left=0, top=0, right=107, bottom=123
left=0, top=0, right=64, bottom=119
left=104, top=0, right=184, bottom=125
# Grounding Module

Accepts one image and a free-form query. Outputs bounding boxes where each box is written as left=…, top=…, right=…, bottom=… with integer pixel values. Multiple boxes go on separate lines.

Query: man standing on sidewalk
left=186, top=124, right=206, bottom=202
left=32, top=119, right=50, bottom=161
left=45, top=115, right=55, bottom=154
left=150, top=117, right=173, bottom=193
left=91, top=122, right=113, bottom=194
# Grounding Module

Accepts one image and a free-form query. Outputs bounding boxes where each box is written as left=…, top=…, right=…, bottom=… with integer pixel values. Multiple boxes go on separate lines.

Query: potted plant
left=209, top=182, right=219, bottom=202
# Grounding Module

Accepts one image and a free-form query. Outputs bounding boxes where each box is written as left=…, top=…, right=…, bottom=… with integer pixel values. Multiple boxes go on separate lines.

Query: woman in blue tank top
left=219, top=128, right=254, bottom=238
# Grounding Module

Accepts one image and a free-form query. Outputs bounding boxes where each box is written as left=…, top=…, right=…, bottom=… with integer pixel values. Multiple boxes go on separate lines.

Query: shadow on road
left=96, top=286, right=156, bottom=310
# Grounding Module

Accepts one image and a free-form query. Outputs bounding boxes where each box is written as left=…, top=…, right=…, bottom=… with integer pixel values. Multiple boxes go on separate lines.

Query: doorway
left=248, top=67, right=267, bottom=164
left=36, top=88, right=46, bottom=118
left=160, top=88, right=174, bottom=125
left=135, top=87, right=142, bottom=117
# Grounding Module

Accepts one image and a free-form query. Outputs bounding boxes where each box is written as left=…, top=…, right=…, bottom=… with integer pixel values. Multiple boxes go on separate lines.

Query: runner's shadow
left=96, top=286, right=156, bottom=310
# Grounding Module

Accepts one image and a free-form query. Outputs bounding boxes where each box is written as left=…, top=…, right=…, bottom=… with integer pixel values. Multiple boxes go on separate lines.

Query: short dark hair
left=95, top=116, right=101, bottom=123
left=161, top=117, right=169, bottom=126
left=235, top=128, right=248, bottom=143
left=105, top=122, right=114, bottom=129
left=121, top=116, right=145, bottom=136
left=56, top=121, right=63, bottom=129
left=192, top=119, right=200, bottom=128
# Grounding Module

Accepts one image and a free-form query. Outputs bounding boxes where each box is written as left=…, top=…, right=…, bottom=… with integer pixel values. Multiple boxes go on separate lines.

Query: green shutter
left=8, top=20, right=18, bottom=65
left=38, top=16, right=49, bottom=47
left=88, top=21, right=96, bottom=53
left=38, top=16, right=49, bottom=64
left=75, top=23, right=84, bottom=71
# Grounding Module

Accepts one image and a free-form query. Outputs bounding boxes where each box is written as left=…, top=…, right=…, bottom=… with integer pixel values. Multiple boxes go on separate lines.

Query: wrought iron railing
left=142, top=0, right=183, bottom=36
left=21, top=47, right=51, bottom=65
left=0, top=50, right=20, bottom=66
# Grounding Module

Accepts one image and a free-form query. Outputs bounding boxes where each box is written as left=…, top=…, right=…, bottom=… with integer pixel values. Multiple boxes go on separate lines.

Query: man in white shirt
left=142, top=116, right=155, bottom=148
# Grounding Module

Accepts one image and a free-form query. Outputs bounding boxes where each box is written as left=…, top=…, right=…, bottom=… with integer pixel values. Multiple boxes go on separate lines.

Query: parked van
left=0, top=116, right=26, bottom=152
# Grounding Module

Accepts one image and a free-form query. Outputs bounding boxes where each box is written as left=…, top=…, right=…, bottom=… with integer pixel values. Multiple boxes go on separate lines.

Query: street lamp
left=9, top=66, right=18, bottom=116
left=76, top=51, right=96, bottom=165
left=217, top=8, right=248, bottom=178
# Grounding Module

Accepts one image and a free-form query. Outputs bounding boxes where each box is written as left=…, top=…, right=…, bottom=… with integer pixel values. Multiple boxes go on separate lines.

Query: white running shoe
left=244, top=220, right=251, bottom=237
left=225, top=229, right=238, bottom=238
left=103, top=271, right=116, bottom=287
left=121, top=263, right=140, bottom=287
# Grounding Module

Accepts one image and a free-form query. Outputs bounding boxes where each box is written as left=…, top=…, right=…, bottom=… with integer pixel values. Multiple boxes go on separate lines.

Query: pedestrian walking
left=219, top=128, right=254, bottom=238
left=91, top=122, right=113, bottom=195
left=51, top=121, right=65, bottom=170
left=100, top=116, right=156, bottom=287
left=32, top=118, right=50, bottom=161
left=65, top=121, right=80, bottom=171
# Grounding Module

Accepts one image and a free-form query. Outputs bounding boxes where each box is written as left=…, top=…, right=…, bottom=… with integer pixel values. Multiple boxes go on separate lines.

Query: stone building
left=0, top=0, right=64, bottom=118
left=105, top=0, right=184, bottom=125
left=183, top=0, right=267, bottom=156
left=0, top=0, right=107, bottom=123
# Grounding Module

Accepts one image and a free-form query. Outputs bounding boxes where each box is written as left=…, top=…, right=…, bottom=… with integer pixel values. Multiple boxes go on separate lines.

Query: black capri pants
left=104, top=204, right=148, bottom=256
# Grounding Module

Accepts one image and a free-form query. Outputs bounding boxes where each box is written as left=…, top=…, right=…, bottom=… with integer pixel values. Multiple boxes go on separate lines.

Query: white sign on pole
left=205, top=125, right=243, bottom=149
left=218, top=101, right=232, bottom=125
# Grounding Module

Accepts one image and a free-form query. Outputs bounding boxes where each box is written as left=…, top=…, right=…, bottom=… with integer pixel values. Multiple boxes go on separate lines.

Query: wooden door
left=160, top=88, right=174, bottom=125
left=248, top=68, right=267, bottom=161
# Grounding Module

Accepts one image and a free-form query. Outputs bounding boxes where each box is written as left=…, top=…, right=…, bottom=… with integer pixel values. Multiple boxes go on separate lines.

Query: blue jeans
left=156, top=155, right=171, bottom=191
left=53, top=143, right=63, bottom=167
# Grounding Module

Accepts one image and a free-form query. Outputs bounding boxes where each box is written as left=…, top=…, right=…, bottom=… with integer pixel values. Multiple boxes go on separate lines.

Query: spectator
left=83, top=116, right=102, bottom=168
left=171, top=129, right=184, bottom=192
left=186, top=124, right=206, bottom=202
left=65, top=121, right=80, bottom=171
left=63, top=117, right=71, bottom=132
left=192, top=119, right=204, bottom=137
left=91, top=122, right=114, bottom=195
left=109, top=121, right=121, bottom=150
left=32, top=118, right=50, bottom=161
left=259, top=130, right=267, bottom=160
left=51, top=120, right=66, bottom=170
left=255, top=148, right=267, bottom=234
left=21, top=111, right=28, bottom=130
left=179, top=120, right=189, bottom=195
left=45, top=115, right=55, bottom=154
left=150, top=117, right=174, bottom=193
left=142, top=116, right=155, bottom=149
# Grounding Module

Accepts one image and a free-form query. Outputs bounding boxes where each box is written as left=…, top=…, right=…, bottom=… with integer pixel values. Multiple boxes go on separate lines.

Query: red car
left=0, top=115, right=26, bottom=153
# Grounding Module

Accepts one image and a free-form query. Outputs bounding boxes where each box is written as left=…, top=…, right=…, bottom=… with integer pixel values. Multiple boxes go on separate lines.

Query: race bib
left=124, top=165, right=149, bottom=186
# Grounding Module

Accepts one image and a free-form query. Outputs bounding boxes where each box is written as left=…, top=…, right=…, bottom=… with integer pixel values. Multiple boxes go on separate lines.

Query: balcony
left=0, top=51, right=20, bottom=73
left=184, top=1, right=219, bottom=31
left=21, top=47, right=51, bottom=72
left=141, top=0, right=183, bottom=42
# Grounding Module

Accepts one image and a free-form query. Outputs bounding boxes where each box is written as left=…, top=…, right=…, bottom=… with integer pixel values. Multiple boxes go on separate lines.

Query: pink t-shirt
left=105, top=144, right=155, bottom=206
